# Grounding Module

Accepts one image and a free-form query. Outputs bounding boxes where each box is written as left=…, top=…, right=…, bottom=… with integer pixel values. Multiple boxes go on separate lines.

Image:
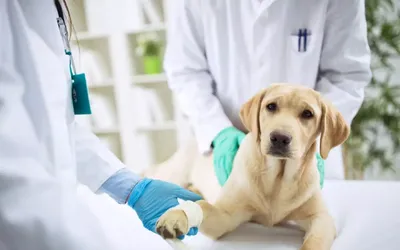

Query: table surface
left=78, top=180, right=400, bottom=250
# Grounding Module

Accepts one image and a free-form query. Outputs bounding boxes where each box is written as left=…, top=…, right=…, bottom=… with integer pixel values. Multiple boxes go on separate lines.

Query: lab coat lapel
left=252, top=0, right=281, bottom=18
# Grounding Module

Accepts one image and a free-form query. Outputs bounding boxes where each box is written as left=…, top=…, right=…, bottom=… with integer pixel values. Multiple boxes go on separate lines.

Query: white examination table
left=78, top=180, right=400, bottom=250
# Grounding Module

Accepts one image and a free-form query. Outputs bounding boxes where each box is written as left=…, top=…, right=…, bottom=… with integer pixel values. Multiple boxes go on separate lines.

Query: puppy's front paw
left=156, top=209, right=189, bottom=239
left=300, top=241, right=329, bottom=250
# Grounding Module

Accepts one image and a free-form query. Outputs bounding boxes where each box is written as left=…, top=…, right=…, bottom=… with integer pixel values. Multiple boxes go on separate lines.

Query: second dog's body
left=145, top=84, right=349, bottom=250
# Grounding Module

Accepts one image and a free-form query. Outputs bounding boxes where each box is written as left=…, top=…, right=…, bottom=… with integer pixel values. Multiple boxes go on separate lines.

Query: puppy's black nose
left=270, top=131, right=292, bottom=147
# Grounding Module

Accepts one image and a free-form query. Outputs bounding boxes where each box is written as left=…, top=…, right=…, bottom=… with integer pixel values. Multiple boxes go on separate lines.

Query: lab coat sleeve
left=73, top=123, right=129, bottom=192
left=0, top=4, right=113, bottom=249
left=98, top=168, right=142, bottom=204
left=164, top=0, right=233, bottom=154
left=315, top=0, right=372, bottom=125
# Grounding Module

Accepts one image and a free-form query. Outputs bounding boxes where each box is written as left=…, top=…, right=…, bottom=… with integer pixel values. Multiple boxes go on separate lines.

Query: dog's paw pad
left=156, top=225, right=184, bottom=239
left=156, top=209, right=189, bottom=239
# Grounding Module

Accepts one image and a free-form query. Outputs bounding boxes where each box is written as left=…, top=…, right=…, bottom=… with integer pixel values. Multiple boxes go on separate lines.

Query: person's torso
left=15, top=0, right=77, bottom=185
left=199, top=0, right=327, bottom=130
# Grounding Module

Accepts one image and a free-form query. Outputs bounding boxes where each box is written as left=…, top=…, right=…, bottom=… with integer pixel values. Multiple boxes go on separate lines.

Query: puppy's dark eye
left=266, top=103, right=277, bottom=112
left=301, top=109, right=314, bottom=119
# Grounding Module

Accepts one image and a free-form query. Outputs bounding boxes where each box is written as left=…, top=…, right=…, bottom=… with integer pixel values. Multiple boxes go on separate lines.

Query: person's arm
left=72, top=123, right=142, bottom=204
left=0, top=2, right=112, bottom=249
left=316, top=0, right=372, bottom=125
left=72, top=124, right=203, bottom=236
left=164, top=0, right=232, bottom=153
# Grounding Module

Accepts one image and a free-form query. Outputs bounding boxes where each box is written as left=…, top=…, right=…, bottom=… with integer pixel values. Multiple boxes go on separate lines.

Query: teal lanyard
left=55, top=11, right=92, bottom=115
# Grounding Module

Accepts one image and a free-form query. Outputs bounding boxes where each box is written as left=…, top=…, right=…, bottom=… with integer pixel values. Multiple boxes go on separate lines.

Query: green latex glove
left=212, top=127, right=246, bottom=186
left=316, top=153, right=325, bottom=189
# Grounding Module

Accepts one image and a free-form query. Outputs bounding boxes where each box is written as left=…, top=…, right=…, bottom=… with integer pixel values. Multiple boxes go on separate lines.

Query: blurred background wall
left=346, top=0, right=400, bottom=180
left=69, top=0, right=178, bottom=174
left=67, top=0, right=400, bottom=180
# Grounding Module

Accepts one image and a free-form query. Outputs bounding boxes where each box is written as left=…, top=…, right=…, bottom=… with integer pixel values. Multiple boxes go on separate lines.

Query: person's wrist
left=126, top=178, right=152, bottom=208
left=99, top=168, right=142, bottom=204
left=123, top=178, right=141, bottom=203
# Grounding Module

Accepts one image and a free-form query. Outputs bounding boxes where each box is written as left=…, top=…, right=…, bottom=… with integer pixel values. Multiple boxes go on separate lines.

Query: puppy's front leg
left=297, top=212, right=336, bottom=250
left=156, top=198, right=252, bottom=240
left=197, top=200, right=253, bottom=239
left=290, top=194, right=336, bottom=250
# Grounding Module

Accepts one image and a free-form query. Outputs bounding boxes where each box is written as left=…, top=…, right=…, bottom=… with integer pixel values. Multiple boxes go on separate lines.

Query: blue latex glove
left=127, top=178, right=202, bottom=239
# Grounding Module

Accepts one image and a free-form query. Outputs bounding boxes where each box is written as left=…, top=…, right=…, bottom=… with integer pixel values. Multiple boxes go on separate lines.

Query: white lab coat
left=164, top=0, right=372, bottom=179
left=0, top=1, right=124, bottom=249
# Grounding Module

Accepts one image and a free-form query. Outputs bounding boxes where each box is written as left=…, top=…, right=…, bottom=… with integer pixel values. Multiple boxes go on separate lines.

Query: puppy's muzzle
left=268, top=131, right=292, bottom=157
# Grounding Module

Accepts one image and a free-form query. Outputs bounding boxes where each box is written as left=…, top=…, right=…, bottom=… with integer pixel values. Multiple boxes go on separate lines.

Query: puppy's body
left=146, top=84, right=349, bottom=250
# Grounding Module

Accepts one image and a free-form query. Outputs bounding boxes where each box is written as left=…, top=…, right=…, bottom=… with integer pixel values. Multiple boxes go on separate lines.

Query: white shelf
left=135, top=121, right=176, bottom=132
left=132, top=73, right=167, bottom=84
left=93, top=127, right=120, bottom=134
left=88, top=78, right=114, bottom=89
left=127, top=24, right=167, bottom=34
left=73, top=24, right=166, bottom=41
left=89, top=83, right=114, bottom=89
left=73, top=32, right=108, bottom=41
left=69, top=1, right=181, bottom=170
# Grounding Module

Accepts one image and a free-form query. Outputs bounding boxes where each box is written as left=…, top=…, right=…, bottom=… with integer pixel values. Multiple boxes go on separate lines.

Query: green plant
left=136, top=32, right=162, bottom=57
left=344, top=0, right=400, bottom=179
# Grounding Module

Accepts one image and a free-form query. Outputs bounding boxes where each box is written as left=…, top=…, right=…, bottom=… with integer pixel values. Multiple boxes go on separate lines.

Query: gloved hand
left=316, top=153, right=325, bottom=189
left=127, top=178, right=202, bottom=239
left=212, top=126, right=246, bottom=186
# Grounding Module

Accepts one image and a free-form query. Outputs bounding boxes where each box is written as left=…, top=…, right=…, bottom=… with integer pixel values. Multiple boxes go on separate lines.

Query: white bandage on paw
left=171, top=199, right=204, bottom=228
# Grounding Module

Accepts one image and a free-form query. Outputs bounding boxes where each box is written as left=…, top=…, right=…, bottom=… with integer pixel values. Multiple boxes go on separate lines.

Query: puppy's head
left=239, top=84, right=350, bottom=160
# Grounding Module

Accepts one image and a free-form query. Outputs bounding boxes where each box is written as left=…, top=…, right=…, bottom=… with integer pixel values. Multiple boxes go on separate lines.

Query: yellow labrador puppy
left=150, top=84, right=349, bottom=250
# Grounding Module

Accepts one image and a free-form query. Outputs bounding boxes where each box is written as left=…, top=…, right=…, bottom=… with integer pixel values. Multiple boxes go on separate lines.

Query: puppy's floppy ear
left=239, top=88, right=267, bottom=142
left=319, top=100, right=350, bottom=159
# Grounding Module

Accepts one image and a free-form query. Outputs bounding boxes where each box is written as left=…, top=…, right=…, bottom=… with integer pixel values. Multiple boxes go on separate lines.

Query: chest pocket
left=283, top=0, right=327, bottom=86
left=286, top=29, right=323, bottom=87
